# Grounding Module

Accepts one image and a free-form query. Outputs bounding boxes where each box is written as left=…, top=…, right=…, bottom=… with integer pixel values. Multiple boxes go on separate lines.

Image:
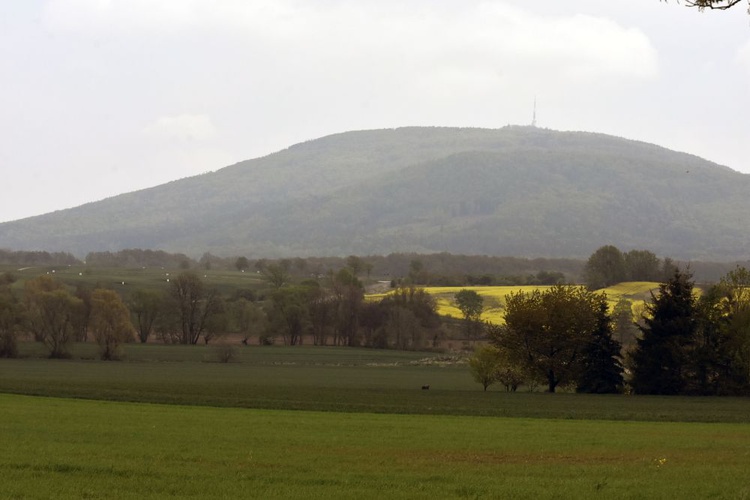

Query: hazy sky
left=1, top=0, right=749, bottom=223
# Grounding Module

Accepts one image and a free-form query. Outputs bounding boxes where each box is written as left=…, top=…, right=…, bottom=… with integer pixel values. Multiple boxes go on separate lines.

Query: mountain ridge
left=1, top=126, right=748, bottom=260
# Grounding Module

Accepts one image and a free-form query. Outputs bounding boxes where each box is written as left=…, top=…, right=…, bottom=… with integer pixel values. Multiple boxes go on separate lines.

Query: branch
left=685, top=0, right=745, bottom=9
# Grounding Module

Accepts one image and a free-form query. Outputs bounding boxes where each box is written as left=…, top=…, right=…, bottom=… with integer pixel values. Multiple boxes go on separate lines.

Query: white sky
left=1, top=0, right=749, bottom=223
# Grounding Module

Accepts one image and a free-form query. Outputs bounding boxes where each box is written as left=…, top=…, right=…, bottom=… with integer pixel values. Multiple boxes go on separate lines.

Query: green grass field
left=4, top=343, right=750, bottom=498
left=3, top=393, right=750, bottom=499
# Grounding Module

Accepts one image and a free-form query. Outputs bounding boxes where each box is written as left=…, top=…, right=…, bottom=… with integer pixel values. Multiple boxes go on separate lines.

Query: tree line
left=470, top=266, right=750, bottom=396
left=0, top=261, right=446, bottom=360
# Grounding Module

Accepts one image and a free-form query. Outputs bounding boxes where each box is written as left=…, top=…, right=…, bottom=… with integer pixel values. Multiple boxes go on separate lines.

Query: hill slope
left=1, top=126, right=748, bottom=259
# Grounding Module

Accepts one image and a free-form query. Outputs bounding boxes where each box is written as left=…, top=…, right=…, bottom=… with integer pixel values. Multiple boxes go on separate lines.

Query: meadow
left=3, top=344, right=750, bottom=498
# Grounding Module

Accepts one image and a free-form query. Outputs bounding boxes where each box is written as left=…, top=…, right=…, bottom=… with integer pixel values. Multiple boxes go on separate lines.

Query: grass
left=2, top=393, right=750, bottom=499
left=3, top=343, right=750, bottom=423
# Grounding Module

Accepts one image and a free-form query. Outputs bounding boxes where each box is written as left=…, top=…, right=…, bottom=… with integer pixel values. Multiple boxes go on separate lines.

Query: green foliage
left=630, top=269, right=698, bottom=395
left=89, top=289, right=134, bottom=360
left=577, top=296, right=624, bottom=394
left=23, top=276, right=83, bottom=358
left=454, top=289, right=484, bottom=341
left=468, top=344, right=501, bottom=391
left=128, top=289, right=163, bottom=343
left=493, top=285, right=606, bottom=392
left=585, top=245, right=626, bottom=289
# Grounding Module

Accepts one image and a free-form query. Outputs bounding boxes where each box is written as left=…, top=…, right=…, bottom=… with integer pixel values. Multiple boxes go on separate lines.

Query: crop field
left=369, top=283, right=660, bottom=324
left=3, top=345, right=750, bottom=498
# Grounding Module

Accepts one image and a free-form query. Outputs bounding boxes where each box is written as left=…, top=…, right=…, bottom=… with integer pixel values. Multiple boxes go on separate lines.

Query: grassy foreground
left=2, top=393, right=750, bottom=499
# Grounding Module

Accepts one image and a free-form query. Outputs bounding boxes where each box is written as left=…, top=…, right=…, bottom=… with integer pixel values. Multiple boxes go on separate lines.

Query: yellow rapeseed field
left=367, top=282, right=661, bottom=324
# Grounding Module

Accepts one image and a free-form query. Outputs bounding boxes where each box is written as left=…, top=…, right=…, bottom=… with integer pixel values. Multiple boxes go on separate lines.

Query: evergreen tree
left=630, top=269, right=698, bottom=395
left=577, top=296, right=624, bottom=394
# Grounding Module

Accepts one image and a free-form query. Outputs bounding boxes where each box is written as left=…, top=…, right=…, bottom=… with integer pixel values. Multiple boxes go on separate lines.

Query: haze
left=1, top=0, right=749, bottom=223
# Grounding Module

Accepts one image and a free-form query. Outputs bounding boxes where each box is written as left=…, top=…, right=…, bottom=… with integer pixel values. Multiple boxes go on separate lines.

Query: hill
left=1, top=126, right=749, bottom=260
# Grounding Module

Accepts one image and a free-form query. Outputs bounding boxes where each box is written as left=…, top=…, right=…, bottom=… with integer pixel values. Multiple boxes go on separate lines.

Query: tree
left=623, top=250, right=661, bottom=282
left=577, top=295, right=624, bottom=394
left=584, top=245, right=626, bottom=289
left=492, top=285, right=600, bottom=392
left=330, top=268, right=364, bottom=346
left=231, top=298, right=267, bottom=345
left=24, top=276, right=83, bottom=358
left=630, top=269, right=698, bottom=395
left=235, top=256, right=250, bottom=272
left=262, top=262, right=290, bottom=289
left=89, top=289, right=135, bottom=360
left=266, top=286, right=309, bottom=345
left=0, top=277, right=22, bottom=358
left=168, top=272, right=222, bottom=345
left=129, top=289, right=163, bottom=343
left=468, top=345, right=502, bottom=391
left=454, top=289, right=484, bottom=342
left=666, top=0, right=748, bottom=11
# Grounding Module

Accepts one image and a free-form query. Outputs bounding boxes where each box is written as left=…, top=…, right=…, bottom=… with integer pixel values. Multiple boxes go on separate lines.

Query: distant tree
left=346, top=255, right=365, bottom=276
left=492, top=285, right=600, bottom=392
left=231, top=298, right=267, bottom=345
left=468, top=345, right=502, bottom=391
left=577, top=295, right=624, bottom=394
left=330, top=269, right=364, bottom=346
left=23, top=276, right=83, bottom=358
left=306, top=286, right=335, bottom=346
left=624, top=250, right=661, bottom=282
left=584, top=245, right=626, bottom=289
left=630, top=269, right=698, bottom=395
left=262, top=262, right=291, bottom=289
left=235, top=256, right=250, bottom=272
left=266, top=286, right=309, bottom=346
left=454, top=289, right=484, bottom=342
left=167, top=272, right=222, bottom=345
left=202, top=296, right=228, bottom=345
left=89, top=289, right=135, bottom=360
left=129, top=289, right=163, bottom=343
left=0, top=278, right=22, bottom=358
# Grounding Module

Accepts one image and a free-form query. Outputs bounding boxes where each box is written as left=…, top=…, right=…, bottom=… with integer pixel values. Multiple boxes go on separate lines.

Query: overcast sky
left=1, top=0, right=749, bottom=223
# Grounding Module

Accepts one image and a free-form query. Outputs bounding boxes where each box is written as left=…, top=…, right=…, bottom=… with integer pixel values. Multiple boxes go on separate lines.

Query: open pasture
left=2, top=393, right=750, bottom=499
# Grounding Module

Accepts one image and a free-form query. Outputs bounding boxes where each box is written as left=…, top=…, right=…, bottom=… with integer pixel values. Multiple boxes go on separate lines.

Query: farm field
left=3, top=345, right=750, bottom=498
left=3, top=393, right=750, bottom=499
left=369, top=283, right=660, bottom=324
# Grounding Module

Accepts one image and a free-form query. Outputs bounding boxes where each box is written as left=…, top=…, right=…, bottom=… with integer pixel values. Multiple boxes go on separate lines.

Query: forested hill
left=1, top=126, right=749, bottom=260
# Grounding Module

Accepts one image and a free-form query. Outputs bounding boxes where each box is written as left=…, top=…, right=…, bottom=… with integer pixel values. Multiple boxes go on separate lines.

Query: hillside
left=1, top=126, right=749, bottom=260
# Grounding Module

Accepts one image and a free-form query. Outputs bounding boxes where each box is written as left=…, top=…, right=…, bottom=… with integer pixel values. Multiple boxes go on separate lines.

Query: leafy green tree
left=577, top=296, right=624, bottom=394
left=584, top=245, right=626, bottom=289
left=468, top=345, right=502, bottom=391
left=630, top=269, right=698, bottom=395
left=168, top=272, right=222, bottom=345
left=492, top=285, right=600, bottom=392
left=454, top=289, right=484, bottom=342
left=89, top=289, right=135, bottom=360
left=624, top=249, right=661, bottom=282
left=129, top=289, right=163, bottom=343
left=330, top=268, right=364, bottom=346
left=23, top=276, right=83, bottom=358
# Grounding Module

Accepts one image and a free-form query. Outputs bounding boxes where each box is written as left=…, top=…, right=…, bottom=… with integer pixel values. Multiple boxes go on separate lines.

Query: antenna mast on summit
left=531, top=97, right=537, bottom=128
